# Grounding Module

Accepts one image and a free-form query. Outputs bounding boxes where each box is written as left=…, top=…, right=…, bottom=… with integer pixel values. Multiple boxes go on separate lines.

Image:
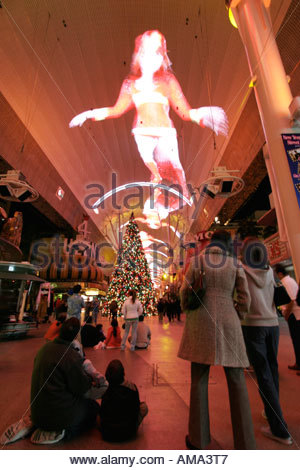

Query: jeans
left=242, top=325, right=290, bottom=438
left=121, top=320, right=138, bottom=349
left=287, top=313, right=300, bottom=366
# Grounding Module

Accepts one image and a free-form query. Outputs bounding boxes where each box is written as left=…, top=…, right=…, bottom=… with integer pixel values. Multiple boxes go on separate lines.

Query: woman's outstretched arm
left=69, top=79, right=134, bottom=128
left=167, top=74, right=192, bottom=120
left=167, top=74, right=228, bottom=136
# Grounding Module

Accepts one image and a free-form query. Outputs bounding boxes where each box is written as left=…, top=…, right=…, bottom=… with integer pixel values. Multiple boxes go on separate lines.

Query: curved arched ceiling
left=0, top=0, right=292, bottom=268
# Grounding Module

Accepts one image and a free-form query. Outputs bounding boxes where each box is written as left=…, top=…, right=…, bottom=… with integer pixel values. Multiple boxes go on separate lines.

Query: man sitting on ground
left=129, top=315, right=151, bottom=349
left=30, top=317, right=101, bottom=444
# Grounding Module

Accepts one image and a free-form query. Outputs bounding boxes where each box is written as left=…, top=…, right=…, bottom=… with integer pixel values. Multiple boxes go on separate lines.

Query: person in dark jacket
left=156, top=298, right=165, bottom=323
left=175, top=295, right=181, bottom=321
left=100, top=360, right=148, bottom=441
left=81, top=316, right=106, bottom=347
left=30, top=317, right=100, bottom=444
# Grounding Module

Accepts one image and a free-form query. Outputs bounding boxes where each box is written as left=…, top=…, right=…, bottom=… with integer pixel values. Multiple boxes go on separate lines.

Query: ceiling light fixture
left=0, top=170, right=39, bottom=203
left=196, top=167, right=244, bottom=199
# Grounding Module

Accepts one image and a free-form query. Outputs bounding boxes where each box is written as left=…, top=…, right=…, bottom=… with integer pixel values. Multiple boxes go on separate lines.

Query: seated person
left=96, top=324, right=106, bottom=343
left=1, top=321, right=107, bottom=446
left=129, top=315, right=151, bottom=349
left=96, top=319, right=121, bottom=349
left=81, top=317, right=106, bottom=347
left=44, top=314, right=66, bottom=341
left=71, top=339, right=108, bottom=400
left=100, top=359, right=148, bottom=441
left=30, top=318, right=102, bottom=444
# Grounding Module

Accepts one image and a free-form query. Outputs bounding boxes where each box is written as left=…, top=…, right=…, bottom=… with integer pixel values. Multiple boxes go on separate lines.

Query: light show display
left=70, top=30, right=228, bottom=228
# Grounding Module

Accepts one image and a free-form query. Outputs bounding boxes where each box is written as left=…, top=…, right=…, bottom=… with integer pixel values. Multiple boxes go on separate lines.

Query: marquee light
left=56, top=187, right=65, bottom=200
left=85, top=289, right=99, bottom=296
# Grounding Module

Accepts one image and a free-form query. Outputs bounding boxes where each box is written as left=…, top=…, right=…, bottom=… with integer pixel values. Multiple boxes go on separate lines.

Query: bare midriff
left=133, top=102, right=174, bottom=129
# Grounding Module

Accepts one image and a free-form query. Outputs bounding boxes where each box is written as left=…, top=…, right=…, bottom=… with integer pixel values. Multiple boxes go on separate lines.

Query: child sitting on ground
left=71, top=339, right=108, bottom=399
left=99, top=359, right=148, bottom=441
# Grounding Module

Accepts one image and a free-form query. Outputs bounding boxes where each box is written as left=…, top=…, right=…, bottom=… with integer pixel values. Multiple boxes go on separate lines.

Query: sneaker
left=120, top=345, right=125, bottom=351
left=31, top=428, right=65, bottom=445
left=130, top=346, right=135, bottom=351
left=261, top=426, right=292, bottom=446
left=0, top=416, right=34, bottom=445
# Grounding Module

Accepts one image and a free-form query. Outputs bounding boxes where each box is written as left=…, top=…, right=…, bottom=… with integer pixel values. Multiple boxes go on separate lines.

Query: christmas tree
left=103, top=213, right=157, bottom=315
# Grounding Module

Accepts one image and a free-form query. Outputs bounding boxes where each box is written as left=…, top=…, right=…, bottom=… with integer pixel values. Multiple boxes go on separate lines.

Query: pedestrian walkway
left=0, top=316, right=299, bottom=450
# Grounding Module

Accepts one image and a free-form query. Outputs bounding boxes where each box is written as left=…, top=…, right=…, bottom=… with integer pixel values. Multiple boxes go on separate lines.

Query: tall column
left=230, top=0, right=300, bottom=279
left=263, top=144, right=287, bottom=242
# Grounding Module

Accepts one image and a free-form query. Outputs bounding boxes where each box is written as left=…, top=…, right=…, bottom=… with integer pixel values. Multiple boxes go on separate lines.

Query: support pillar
left=230, top=0, right=300, bottom=279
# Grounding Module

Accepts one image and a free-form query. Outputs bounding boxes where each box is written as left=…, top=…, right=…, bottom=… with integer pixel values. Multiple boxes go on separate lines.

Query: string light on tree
left=104, top=213, right=157, bottom=315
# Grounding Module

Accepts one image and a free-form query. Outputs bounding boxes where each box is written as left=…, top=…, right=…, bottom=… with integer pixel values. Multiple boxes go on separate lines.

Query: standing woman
left=121, top=289, right=143, bottom=351
left=241, top=238, right=291, bottom=445
left=69, top=30, right=228, bottom=225
left=178, top=230, right=256, bottom=450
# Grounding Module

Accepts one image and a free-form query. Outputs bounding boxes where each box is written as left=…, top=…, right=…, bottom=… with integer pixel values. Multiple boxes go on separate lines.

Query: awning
left=0, top=272, right=45, bottom=282
left=39, top=255, right=104, bottom=282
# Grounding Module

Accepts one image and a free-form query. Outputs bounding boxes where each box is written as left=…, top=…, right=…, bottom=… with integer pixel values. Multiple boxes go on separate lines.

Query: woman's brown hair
left=128, top=289, right=137, bottom=303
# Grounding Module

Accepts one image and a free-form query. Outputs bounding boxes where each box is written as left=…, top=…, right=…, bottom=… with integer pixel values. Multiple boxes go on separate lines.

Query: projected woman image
left=70, top=30, right=228, bottom=226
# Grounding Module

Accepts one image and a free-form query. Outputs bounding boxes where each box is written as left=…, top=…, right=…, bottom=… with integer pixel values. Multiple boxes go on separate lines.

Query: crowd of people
left=1, top=229, right=299, bottom=450
left=157, top=293, right=181, bottom=323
